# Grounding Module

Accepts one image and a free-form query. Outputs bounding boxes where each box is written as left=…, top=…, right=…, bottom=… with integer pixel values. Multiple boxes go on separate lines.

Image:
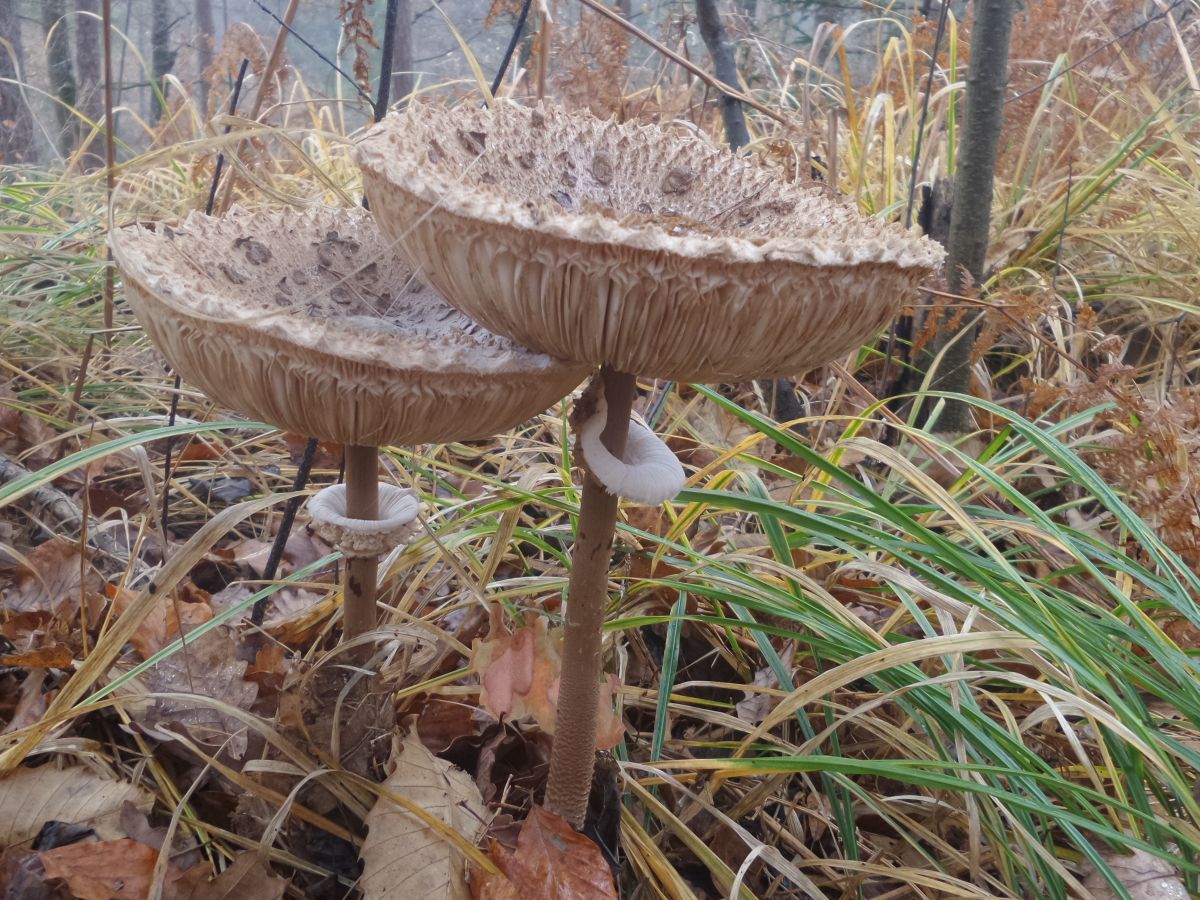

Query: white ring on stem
left=578, top=400, right=685, bottom=505
left=307, top=483, right=422, bottom=557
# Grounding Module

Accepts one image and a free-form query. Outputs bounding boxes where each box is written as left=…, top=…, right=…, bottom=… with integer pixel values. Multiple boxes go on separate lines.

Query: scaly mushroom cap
left=357, top=100, right=946, bottom=382
left=111, top=207, right=588, bottom=446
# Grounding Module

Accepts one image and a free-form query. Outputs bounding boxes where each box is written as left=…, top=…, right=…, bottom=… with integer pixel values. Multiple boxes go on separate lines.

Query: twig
left=162, top=59, right=250, bottom=543
left=250, top=437, right=319, bottom=629
left=491, top=0, right=534, bottom=98
left=101, top=0, right=117, bottom=338
left=575, top=0, right=790, bottom=128
left=882, top=0, right=952, bottom=400
left=248, top=0, right=373, bottom=105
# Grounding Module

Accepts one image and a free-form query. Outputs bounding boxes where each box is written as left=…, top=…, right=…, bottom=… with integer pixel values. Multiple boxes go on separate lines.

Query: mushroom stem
left=545, top=366, right=636, bottom=828
left=342, top=444, right=380, bottom=638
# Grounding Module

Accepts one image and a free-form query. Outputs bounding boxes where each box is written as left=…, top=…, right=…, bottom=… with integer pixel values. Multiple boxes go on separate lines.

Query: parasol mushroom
left=111, top=205, right=587, bottom=640
left=358, top=100, right=945, bottom=826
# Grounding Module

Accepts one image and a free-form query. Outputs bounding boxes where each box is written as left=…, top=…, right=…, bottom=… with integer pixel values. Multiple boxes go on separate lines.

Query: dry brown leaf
left=471, top=806, right=617, bottom=900
left=0, top=642, right=75, bottom=669
left=358, top=736, right=488, bottom=899
left=2, top=538, right=101, bottom=615
left=39, top=838, right=175, bottom=900
left=170, top=852, right=289, bottom=900
left=1081, top=847, right=1188, bottom=900
left=0, top=765, right=153, bottom=847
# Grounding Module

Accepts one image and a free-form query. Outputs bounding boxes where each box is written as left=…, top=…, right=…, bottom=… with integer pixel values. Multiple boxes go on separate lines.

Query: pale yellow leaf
left=358, top=738, right=488, bottom=900
left=0, top=765, right=153, bottom=847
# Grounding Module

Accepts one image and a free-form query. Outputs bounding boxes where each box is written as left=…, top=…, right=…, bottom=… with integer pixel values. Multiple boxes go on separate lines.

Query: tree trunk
left=195, top=0, right=216, bottom=117
left=925, top=0, right=1016, bottom=434
left=150, top=0, right=175, bottom=123
left=0, top=0, right=36, bottom=164
left=695, top=0, right=749, bottom=149
left=74, top=0, right=103, bottom=141
left=42, top=0, right=78, bottom=156
left=388, top=0, right=414, bottom=108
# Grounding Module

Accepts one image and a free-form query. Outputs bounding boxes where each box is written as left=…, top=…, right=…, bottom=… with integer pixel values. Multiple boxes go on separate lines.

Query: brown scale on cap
left=111, top=206, right=587, bottom=447
left=357, top=100, right=945, bottom=382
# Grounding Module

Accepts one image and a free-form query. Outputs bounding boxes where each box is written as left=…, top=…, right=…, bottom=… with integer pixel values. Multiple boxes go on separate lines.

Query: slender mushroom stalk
left=358, top=99, right=945, bottom=827
left=545, top=367, right=635, bottom=825
left=342, top=444, right=381, bottom=638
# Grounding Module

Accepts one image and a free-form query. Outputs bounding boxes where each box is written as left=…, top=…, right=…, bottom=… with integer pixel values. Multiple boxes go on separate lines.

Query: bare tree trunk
left=388, top=0, right=413, bottom=108
left=0, top=0, right=36, bottom=163
left=195, top=0, right=216, bottom=117
left=75, top=0, right=103, bottom=138
left=695, top=0, right=805, bottom=422
left=925, top=0, right=1016, bottom=434
left=150, top=0, right=175, bottom=123
left=42, top=0, right=78, bottom=156
left=695, top=0, right=749, bottom=149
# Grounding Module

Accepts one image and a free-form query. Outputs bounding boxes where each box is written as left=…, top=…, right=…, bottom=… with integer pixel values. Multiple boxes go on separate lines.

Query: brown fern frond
left=338, top=0, right=379, bottom=95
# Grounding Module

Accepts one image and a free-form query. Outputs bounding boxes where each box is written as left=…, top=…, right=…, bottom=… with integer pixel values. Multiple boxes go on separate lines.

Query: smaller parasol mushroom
left=112, top=206, right=587, bottom=640
left=359, top=100, right=945, bottom=827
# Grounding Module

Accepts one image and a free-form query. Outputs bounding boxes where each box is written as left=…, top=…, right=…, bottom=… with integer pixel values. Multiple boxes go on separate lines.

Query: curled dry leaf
left=470, top=806, right=617, bottom=900
left=1, top=668, right=56, bottom=735
left=470, top=613, right=623, bottom=750
left=358, top=736, right=488, bottom=900
left=2, top=537, right=102, bottom=615
left=1082, top=847, right=1188, bottom=900
left=0, top=765, right=152, bottom=847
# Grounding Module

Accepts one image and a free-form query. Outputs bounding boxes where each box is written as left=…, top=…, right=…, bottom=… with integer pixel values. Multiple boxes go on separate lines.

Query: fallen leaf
left=416, top=698, right=483, bottom=754
left=358, top=736, right=488, bottom=899
left=39, top=837, right=173, bottom=900
left=244, top=644, right=293, bottom=698
left=2, top=537, right=101, bottom=615
left=1081, top=847, right=1188, bottom=899
left=470, top=614, right=623, bottom=750
left=108, top=584, right=214, bottom=660
left=170, top=852, right=289, bottom=900
left=0, top=765, right=153, bottom=847
left=119, top=802, right=202, bottom=872
left=1, top=668, right=56, bottom=734
left=0, top=388, right=56, bottom=469
left=134, top=626, right=258, bottom=758
left=176, top=438, right=225, bottom=462
left=471, top=807, right=617, bottom=900
left=283, top=433, right=343, bottom=469
left=0, top=642, right=75, bottom=669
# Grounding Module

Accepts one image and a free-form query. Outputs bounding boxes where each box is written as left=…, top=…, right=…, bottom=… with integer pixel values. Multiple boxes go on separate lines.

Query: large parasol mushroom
left=358, top=100, right=945, bottom=826
left=112, top=205, right=587, bottom=640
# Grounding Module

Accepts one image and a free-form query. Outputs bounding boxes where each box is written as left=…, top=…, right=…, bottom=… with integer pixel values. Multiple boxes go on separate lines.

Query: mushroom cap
left=111, top=206, right=588, bottom=446
left=357, top=100, right=946, bottom=383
